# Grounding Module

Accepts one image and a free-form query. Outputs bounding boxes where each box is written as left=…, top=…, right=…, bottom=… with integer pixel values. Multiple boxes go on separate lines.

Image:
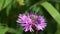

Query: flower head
left=17, top=13, right=47, bottom=32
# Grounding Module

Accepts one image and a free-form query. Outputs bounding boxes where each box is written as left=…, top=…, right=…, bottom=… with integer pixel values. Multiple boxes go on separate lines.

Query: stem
left=36, top=30, right=38, bottom=34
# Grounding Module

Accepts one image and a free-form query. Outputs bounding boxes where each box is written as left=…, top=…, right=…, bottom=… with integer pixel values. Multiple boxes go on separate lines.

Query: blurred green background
left=0, top=0, right=60, bottom=34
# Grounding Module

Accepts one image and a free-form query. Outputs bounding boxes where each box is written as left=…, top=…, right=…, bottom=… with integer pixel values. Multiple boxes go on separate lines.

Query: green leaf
left=17, top=0, right=25, bottom=5
left=30, top=5, right=44, bottom=15
left=16, top=26, right=23, bottom=34
left=6, top=4, right=12, bottom=16
left=0, top=0, right=12, bottom=11
left=40, top=1, right=60, bottom=24
left=40, top=1, right=60, bottom=34
left=3, top=0, right=12, bottom=9
left=0, top=0, right=4, bottom=10
left=55, top=3, right=59, bottom=11
left=0, top=26, right=8, bottom=34
left=8, top=26, right=23, bottom=34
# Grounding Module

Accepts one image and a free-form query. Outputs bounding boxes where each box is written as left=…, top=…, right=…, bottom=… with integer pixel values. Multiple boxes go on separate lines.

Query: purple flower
left=17, top=13, right=47, bottom=32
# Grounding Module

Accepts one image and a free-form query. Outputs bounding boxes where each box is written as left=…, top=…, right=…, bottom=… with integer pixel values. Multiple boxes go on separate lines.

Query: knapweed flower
left=17, top=13, right=47, bottom=32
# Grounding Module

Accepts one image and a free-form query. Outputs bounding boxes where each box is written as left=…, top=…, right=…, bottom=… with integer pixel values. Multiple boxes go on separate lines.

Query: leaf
left=55, top=3, right=59, bottom=11
left=0, top=26, right=8, bottom=34
left=17, top=0, right=25, bottom=5
left=0, top=0, right=4, bottom=10
left=3, top=0, right=12, bottom=9
left=6, top=4, right=12, bottom=16
left=31, top=5, right=44, bottom=15
left=48, top=0, right=60, bottom=3
left=0, top=0, right=12, bottom=11
left=8, top=26, right=23, bottom=34
left=40, top=1, right=60, bottom=34
left=40, top=1, right=60, bottom=25
left=16, top=26, right=23, bottom=34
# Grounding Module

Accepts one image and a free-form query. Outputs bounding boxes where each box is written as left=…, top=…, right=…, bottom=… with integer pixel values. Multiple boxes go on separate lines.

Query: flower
left=17, top=13, right=47, bottom=32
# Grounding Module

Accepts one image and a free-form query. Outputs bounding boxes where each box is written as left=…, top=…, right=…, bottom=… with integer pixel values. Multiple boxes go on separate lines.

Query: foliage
left=0, top=0, right=60, bottom=34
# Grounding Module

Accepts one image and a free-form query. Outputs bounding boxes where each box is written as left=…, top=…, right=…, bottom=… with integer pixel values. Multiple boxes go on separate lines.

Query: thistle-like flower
left=17, top=13, right=46, bottom=32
